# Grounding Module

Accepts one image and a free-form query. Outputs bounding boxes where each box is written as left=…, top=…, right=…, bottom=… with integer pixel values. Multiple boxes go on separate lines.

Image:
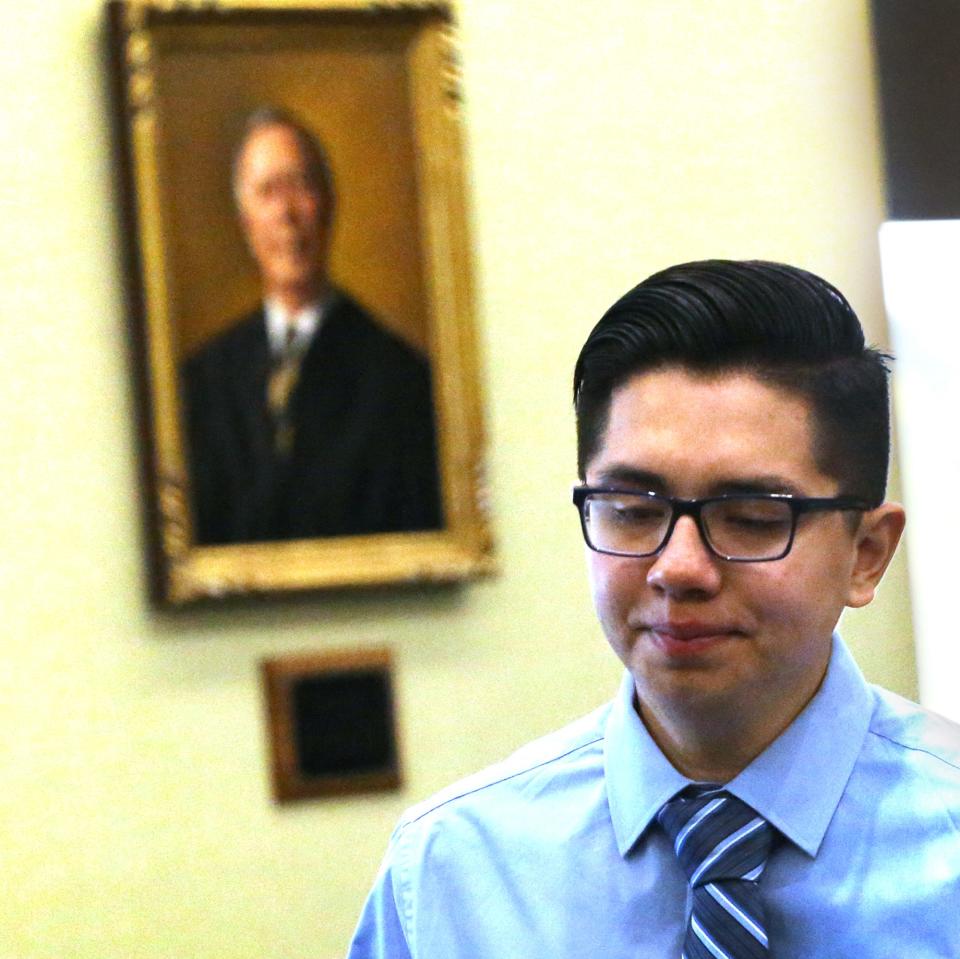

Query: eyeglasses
left=572, top=487, right=875, bottom=562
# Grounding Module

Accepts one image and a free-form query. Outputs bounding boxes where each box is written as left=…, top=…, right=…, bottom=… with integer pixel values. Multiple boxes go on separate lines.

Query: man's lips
left=648, top=623, right=739, bottom=640
left=272, top=239, right=310, bottom=258
left=643, top=622, right=744, bottom=656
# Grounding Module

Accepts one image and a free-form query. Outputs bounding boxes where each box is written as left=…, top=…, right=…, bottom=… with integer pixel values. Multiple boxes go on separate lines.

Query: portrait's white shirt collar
left=264, top=295, right=329, bottom=357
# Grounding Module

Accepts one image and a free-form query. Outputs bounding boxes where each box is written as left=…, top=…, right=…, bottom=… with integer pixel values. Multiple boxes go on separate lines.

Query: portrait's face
left=584, top=367, right=878, bottom=739
left=235, top=123, right=330, bottom=306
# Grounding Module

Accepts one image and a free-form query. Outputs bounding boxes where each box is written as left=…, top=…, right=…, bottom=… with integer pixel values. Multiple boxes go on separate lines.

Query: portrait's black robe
left=182, top=292, right=442, bottom=545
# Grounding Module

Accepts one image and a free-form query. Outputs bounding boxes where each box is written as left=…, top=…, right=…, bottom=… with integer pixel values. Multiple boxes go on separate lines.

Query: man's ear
left=845, top=503, right=907, bottom=609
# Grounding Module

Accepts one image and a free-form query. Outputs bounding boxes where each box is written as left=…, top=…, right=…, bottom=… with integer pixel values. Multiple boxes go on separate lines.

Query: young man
left=348, top=260, right=960, bottom=957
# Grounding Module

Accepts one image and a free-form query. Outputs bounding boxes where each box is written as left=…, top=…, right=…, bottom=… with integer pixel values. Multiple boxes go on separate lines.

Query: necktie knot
left=658, top=785, right=775, bottom=887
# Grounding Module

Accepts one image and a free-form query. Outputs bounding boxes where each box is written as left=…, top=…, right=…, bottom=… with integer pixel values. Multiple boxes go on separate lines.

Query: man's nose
left=273, top=186, right=300, bottom=220
left=645, top=515, right=722, bottom=598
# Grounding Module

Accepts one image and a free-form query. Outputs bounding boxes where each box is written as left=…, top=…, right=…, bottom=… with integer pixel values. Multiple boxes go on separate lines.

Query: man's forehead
left=589, top=366, right=829, bottom=494
left=237, top=123, right=310, bottom=178
left=609, top=364, right=811, bottom=409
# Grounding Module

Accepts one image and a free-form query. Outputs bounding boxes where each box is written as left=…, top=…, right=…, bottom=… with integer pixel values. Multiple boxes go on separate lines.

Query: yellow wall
left=1, top=2, right=914, bottom=957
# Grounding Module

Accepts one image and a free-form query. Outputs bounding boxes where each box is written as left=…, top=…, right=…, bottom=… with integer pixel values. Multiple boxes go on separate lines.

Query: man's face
left=235, top=123, right=329, bottom=303
left=584, top=367, right=872, bottom=734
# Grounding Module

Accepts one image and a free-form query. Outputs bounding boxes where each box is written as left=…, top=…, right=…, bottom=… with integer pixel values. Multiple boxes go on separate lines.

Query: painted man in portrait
left=182, top=108, right=443, bottom=545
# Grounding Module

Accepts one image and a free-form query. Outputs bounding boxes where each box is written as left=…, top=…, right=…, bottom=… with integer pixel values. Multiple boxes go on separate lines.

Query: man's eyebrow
left=589, top=466, right=666, bottom=490
left=708, top=476, right=807, bottom=497
left=588, top=467, right=807, bottom=498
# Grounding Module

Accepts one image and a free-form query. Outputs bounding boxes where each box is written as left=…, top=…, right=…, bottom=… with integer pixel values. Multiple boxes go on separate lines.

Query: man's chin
left=265, top=265, right=322, bottom=297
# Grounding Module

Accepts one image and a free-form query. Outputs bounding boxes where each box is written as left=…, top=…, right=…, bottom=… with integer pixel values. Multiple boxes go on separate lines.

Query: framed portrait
left=261, top=647, right=401, bottom=802
left=107, top=0, right=493, bottom=604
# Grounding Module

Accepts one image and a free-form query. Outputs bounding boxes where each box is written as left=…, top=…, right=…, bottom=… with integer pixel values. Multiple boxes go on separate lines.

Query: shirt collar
left=264, top=295, right=329, bottom=357
left=604, top=670, right=690, bottom=856
left=604, top=633, right=874, bottom=859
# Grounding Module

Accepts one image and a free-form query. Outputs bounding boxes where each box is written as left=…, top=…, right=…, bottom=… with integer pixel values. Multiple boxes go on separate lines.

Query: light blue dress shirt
left=348, top=636, right=960, bottom=957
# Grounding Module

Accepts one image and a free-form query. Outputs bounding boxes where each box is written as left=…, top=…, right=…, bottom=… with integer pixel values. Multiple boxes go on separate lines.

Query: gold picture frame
left=107, top=0, right=493, bottom=604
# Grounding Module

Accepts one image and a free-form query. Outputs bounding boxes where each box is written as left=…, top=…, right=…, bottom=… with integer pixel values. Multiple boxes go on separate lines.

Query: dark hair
left=232, top=106, right=335, bottom=222
left=574, top=259, right=892, bottom=504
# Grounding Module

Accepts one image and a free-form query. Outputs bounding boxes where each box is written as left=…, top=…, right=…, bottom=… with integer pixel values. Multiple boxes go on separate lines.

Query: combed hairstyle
left=231, top=106, right=336, bottom=222
left=573, top=260, right=892, bottom=505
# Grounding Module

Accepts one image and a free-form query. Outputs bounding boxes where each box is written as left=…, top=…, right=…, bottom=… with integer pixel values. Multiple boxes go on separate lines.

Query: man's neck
left=268, top=280, right=328, bottom=316
left=635, top=664, right=828, bottom=783
left=638, top=704, right=771, bottom=782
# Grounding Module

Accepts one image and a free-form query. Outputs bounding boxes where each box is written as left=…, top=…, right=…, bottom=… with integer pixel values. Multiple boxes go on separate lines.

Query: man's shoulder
left=184, top=308, right=265, bottom=373
left=325, top=291, right=428, bottom=369
left=398, top=702, right=612, bottom=834
left=867, top=685, right=960, bottom=783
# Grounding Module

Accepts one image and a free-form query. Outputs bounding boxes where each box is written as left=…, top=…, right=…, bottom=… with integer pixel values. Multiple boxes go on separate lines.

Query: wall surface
left=1, top=2, right=915, bottom=957
left=879, top=220, right=960, bottom=723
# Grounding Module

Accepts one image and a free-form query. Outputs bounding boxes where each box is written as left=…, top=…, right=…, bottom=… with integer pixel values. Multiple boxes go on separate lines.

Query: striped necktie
left=267, top=325, right=303, bottom=457
left=658, top=785, right=776, bottom=959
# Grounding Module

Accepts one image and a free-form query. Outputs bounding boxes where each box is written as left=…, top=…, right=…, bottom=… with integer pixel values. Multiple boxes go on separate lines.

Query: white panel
left=879, top=220, right=960, bottom=721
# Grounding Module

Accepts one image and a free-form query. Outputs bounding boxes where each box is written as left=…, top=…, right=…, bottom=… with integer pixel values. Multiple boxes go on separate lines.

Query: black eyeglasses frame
left=571, top=486, right=876, bottom=562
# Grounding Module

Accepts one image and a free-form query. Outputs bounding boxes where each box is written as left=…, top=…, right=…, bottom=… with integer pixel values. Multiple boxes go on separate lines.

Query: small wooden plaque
left=262, top=648, right=400, bottom=802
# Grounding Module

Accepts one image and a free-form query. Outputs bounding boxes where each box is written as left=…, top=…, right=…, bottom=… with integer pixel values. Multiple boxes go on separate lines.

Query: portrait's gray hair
left=231, top=106, right=336, bottom=222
